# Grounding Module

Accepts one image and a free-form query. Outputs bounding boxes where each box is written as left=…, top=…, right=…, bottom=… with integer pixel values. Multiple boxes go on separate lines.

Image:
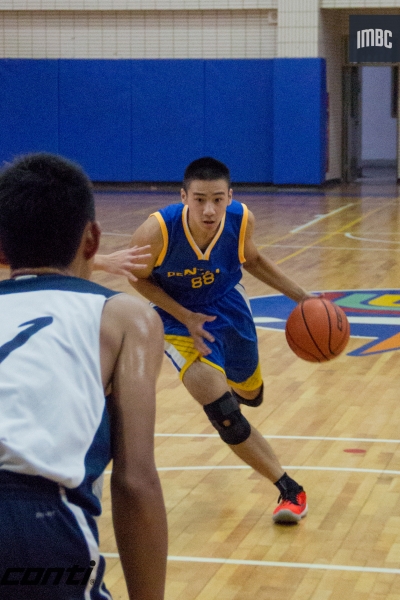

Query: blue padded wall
left=0, top=58, right=328, bottom=184
left=58, top=60, right=132, bottom=181
left=0, top=60, right=59, bottom=165
left=204, top=60, right=274, bottom=183
left=273, top=58, right=327, bottom=185
left=131, top=60, right=204, bottom=181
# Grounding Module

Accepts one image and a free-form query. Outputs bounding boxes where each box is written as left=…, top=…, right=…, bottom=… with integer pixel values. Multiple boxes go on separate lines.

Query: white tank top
left=0, top=274, right=118, bottom=513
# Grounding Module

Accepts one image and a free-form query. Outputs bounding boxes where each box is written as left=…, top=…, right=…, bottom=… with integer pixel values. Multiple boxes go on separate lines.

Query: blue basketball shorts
left=0, top=470, right=112, bottom=600
left=157, top=284, right=263, bottom=391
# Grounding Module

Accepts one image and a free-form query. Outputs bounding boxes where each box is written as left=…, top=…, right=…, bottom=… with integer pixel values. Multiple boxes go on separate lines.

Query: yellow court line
left=261, top=201, right=395, bottom=266
left=256, top=197, right=359, bottom=250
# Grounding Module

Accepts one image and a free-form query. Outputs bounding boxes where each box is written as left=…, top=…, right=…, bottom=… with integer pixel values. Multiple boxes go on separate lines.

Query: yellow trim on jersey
left=203, top=213, right=226, bottom=260
left=182, top=205, right=226, bottom=261
left=182, top=206, right=202, bottom=259
left=150, top=212, right=169, bottom=267
left=238, top=203, right=248, bottom=264
left=227, top=361, right=262, bottom=391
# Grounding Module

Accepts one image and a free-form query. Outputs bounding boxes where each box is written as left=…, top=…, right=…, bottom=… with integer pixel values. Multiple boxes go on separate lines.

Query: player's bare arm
left=129, top=217, right=216, bottom=356
left=100, top=294, right=168, bottom=600
left=243, top=209, right=311, bottom=303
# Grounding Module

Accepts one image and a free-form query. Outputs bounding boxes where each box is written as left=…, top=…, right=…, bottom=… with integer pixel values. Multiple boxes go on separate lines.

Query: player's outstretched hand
left=185, top=312, right=217, bottom=356
left=94, top=246, right=151, bottom=282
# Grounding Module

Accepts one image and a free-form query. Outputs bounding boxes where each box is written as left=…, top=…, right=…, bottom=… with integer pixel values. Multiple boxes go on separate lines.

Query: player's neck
left=10, top=266, right=72, bottom=279
left=187, top=218, right=221, bottom=251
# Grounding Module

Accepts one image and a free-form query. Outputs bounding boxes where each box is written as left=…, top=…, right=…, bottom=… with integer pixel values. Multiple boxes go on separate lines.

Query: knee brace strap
left=203, top=392, right=251, bottom=445
left=232, top=382, right=264, bottom=407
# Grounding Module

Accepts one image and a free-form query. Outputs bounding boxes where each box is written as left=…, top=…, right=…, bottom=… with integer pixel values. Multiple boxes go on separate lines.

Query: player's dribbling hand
left=185, top=312, right=217, bottom=356
left=95, top=245, right=151, bottom=282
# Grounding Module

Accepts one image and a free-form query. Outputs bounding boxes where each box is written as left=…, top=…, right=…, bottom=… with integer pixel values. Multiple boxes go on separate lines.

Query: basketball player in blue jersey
left=0, top=153, right=167, bottom=599
left=113, top=156, right=313, bottom=524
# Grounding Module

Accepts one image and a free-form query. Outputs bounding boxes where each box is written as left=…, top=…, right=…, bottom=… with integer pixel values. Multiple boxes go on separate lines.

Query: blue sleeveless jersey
left=151, top=200, right=248, bottom=309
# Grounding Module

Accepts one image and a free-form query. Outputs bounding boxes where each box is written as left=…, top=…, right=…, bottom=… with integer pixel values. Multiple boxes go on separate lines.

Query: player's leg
left=183, top=361, right=307, bottom=523
left=231, top=383, right=264, bottom=406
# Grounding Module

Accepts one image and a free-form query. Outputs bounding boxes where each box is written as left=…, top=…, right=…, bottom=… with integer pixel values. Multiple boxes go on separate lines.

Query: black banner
left=349, top=15, right=400, bottom=63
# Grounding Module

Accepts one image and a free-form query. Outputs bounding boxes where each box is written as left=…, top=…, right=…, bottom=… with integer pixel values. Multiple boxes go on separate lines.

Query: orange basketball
left=285, top=297, right=350, bottom=362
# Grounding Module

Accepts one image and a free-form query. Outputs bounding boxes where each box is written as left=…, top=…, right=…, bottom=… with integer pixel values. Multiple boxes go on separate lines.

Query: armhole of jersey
left=238, top=203, right=248, bottom=264
left=150, top=212, right=169, bottom=267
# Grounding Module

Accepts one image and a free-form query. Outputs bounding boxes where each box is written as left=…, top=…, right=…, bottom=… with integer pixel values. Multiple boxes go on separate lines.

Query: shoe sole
left=272, top=504, right=308, bottom=524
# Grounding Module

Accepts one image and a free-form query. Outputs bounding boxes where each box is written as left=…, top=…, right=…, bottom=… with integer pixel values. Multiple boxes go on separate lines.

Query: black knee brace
left=232, top=382, right=264, bottom=407
left=203, top=392, right=251, bottom=445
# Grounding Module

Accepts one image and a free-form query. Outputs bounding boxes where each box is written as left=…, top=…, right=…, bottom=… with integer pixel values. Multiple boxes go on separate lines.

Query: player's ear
left=83, top=221, right=101, bottom=260
left=180, top=187, right=188, bottom=205
left=228, top=188, right=233, bottom=205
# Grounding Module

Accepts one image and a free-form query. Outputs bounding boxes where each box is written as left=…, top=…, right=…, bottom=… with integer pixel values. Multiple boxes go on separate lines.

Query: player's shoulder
left=102, top=292, right=163, bottom=338
left=227, top=199, right=247, bottom=215
left=154, top=202, right=184, bottom=221
left=0, top=274, right=119, bottom=300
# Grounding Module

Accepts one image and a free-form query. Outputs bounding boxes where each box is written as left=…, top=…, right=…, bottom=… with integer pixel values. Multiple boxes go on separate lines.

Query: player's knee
left=203, top=392, right=251, bottom=445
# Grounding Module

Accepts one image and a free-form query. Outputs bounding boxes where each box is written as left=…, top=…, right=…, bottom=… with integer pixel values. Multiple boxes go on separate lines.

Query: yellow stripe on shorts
left=164, top=335, right=227, bottom=380
left=227, top=361, right=262, bottom=392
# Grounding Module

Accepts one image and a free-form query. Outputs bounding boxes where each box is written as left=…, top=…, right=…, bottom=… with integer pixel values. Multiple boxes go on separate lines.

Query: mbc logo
left=349, top=16, right=399, bottom=62
left=357, top=29, right=392, bottom=49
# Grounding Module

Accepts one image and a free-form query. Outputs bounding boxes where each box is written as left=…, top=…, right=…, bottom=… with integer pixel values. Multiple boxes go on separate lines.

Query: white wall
left=0, top=10, right=277, bottom=59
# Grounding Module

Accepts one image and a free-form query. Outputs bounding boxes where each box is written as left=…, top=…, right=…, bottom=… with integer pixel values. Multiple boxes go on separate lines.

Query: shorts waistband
left=0, top=470, right=61, bottom=496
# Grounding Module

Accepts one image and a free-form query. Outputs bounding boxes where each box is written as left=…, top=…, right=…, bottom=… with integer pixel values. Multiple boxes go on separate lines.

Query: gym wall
left=0, top=7, right=327, bottom=184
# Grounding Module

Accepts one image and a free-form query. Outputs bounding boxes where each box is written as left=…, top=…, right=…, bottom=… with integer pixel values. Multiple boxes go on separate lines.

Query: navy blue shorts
left=0, top=471, right=112, bottom=600
left=160, top=284, right=262, bottom=391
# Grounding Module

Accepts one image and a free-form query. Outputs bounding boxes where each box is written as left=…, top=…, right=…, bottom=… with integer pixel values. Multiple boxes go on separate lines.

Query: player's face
left=181, top=179, right=232, bottom=235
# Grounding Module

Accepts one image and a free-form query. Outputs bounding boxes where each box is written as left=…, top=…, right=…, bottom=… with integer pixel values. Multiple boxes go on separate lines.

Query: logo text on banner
left=349, top=15, right=400, bottom=63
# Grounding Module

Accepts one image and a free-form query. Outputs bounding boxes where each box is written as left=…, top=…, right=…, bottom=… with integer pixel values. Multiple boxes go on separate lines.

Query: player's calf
left=203, top=392, right=251, bottom=445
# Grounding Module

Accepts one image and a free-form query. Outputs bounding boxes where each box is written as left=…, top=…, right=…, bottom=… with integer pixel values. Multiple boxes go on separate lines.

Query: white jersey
left=0, top=274, right=118, bottom=515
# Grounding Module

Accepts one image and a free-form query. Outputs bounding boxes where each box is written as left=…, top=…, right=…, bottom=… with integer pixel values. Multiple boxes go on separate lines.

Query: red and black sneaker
left=272, top=489, right=308, bottom=524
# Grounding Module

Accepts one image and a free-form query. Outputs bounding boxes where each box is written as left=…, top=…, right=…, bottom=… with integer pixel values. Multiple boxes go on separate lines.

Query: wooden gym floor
left=6, top=173, right=400, bottom=599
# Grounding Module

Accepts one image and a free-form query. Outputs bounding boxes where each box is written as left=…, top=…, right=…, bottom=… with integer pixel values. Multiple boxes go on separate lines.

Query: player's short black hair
left=182, top=157, right=231, bottom=191
left=0, top=152, right=95, bottom=270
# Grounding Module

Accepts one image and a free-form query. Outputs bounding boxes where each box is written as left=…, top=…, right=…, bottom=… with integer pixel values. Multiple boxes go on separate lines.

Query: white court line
left=290, top=204, right=354, bottom=233
left=154, top=433, right=400, bottom=444
left=104, top=466, right=400, bottom=475
left=101, top=553, right=400, bottom=575
left=254, top=315, right=400, bottom=326
left=264, top=244, right=400, bottom=252
left=345, top=232, right=400, bottom=244
left=101, top=232, right=132, bottom=237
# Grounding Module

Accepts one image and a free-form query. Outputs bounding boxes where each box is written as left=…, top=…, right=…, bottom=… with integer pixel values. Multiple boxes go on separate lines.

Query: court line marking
left=102, top=553, right=400, bottom=575
left=154, top=433, right=400, bottom=444
left=275, top=202, right=395, bottom=265
left=104, top=466, right=400, bottom=475
left=101, top=232, right=132, bottom=237
left=290, top=204, right=355, bottom=233
left=261, top=244, right=400, bottom=252
left=345, top=232, right=400, bottom=244
left=254, top=315, right=400, bottom=326
left=258, top=203, right=358, bottom=249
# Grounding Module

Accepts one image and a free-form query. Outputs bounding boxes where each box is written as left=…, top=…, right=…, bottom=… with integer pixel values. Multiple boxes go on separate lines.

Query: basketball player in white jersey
left=0, top=153, right=167, bottom=600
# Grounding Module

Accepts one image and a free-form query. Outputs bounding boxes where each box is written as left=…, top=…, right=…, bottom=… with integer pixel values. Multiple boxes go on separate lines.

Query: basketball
left=285, top=297, right=350, bottom=362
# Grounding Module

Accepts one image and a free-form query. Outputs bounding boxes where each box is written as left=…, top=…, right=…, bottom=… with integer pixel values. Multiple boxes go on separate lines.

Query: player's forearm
left=92, top=254, right=107, bottom=271
left=112, top=475, right=168, bottom=600
left=244, top=255, right=309, bottom=303
left=131, top=278, right=193, bottom=326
